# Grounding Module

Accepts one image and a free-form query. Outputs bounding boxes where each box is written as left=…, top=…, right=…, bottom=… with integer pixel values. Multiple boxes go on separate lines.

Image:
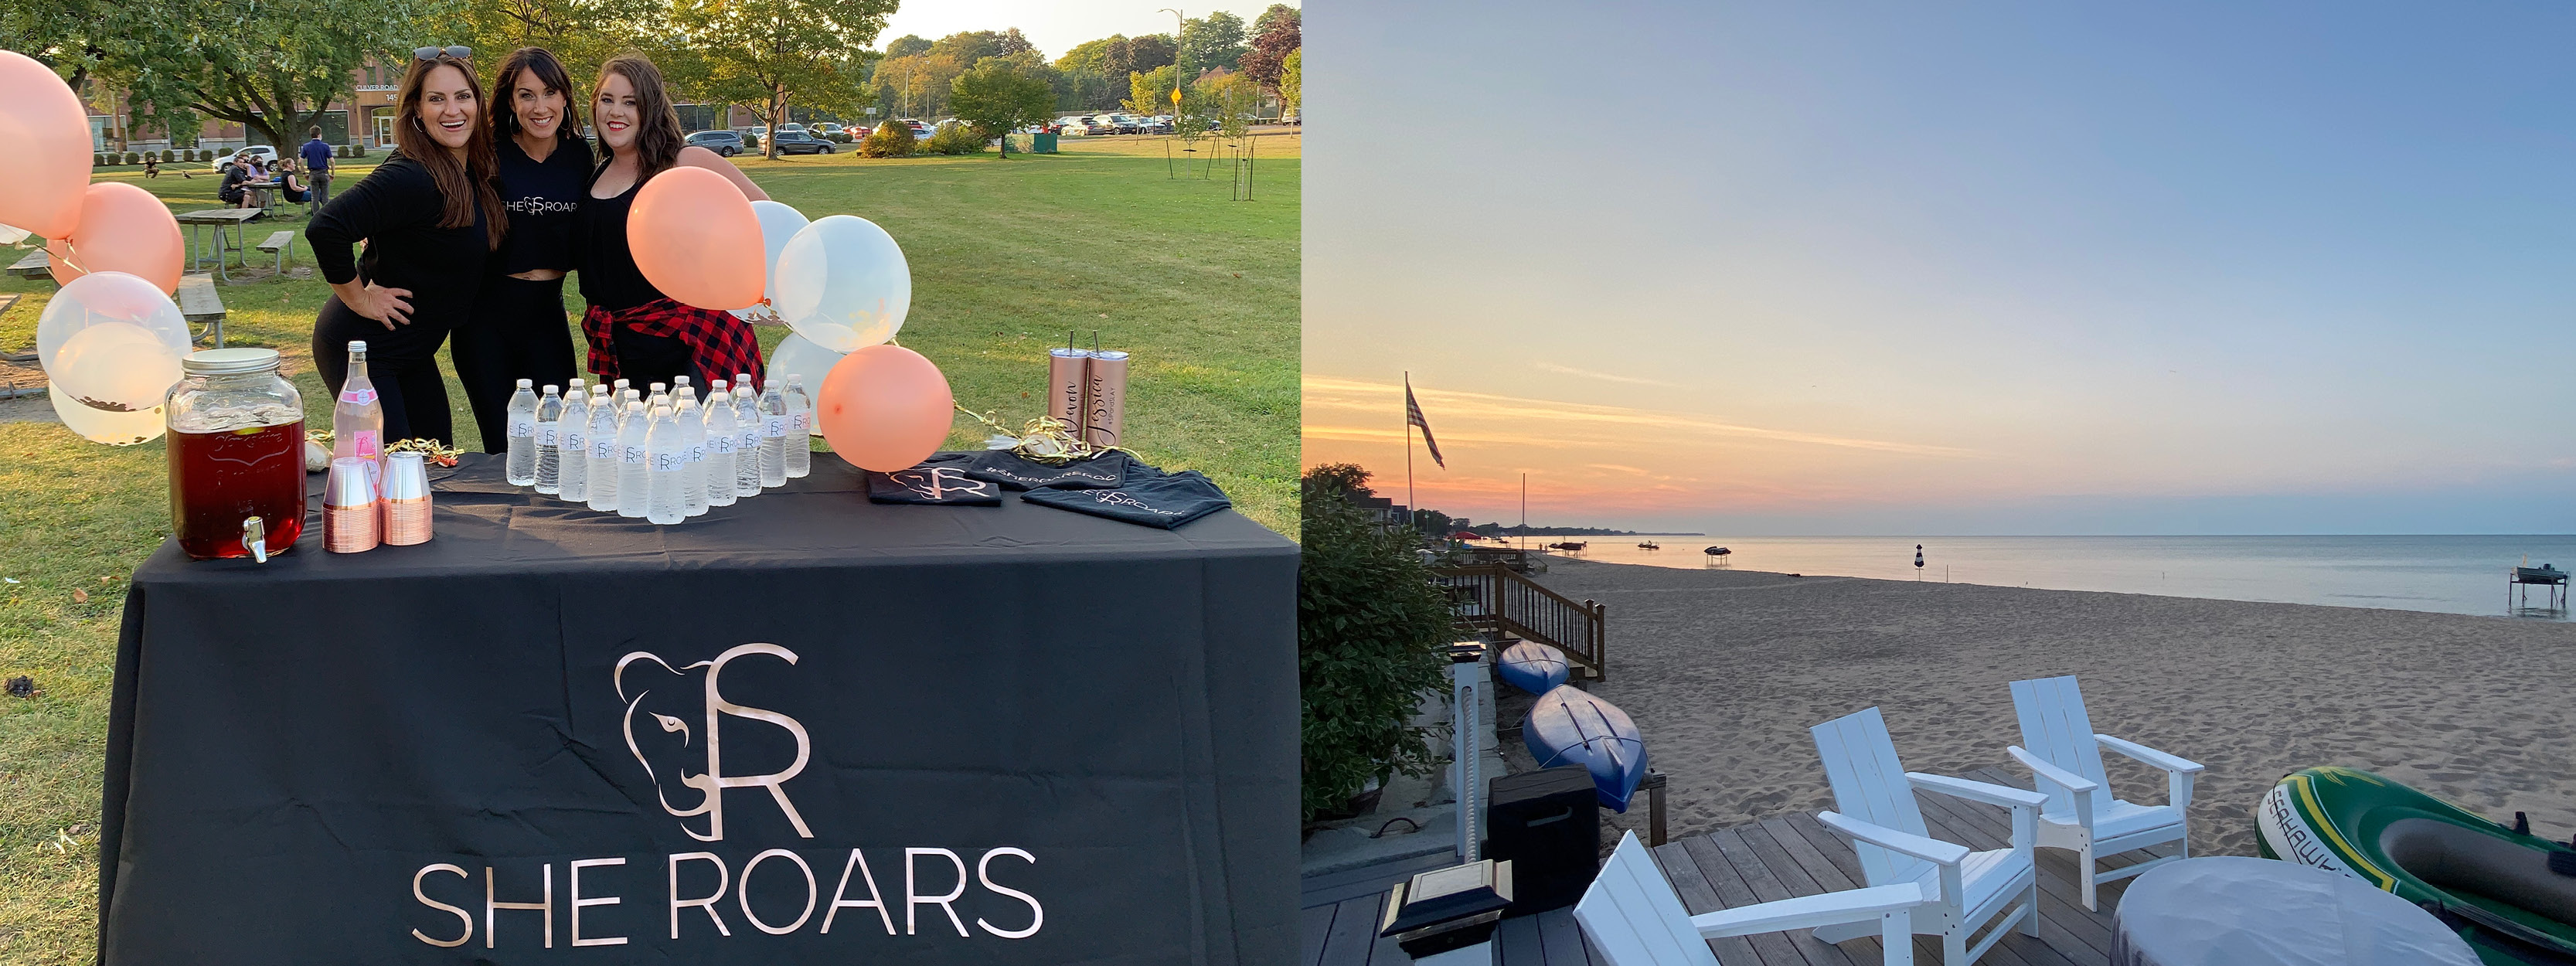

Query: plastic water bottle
left=645, top=405, right=686, bottom=525
left=557, top=382, right=589, bottom=502
left=332, top=340, right=386, bottom=485
left=504, top=379, right=539, bottom=485
left=703, top=389, right=739, bottom=507
left=533, top=385, right=564, bottom=494
left=673, top=375, right=692, bottom=394
left=732, top=385, right=763, bottom=498
left=783, top=376, right=813, bottom=479
left=621, top=389, right=642, bottom=427
left=586, top=392, right=622, bottom=513
left=677, top=398, right=709, bottom=517
left=615, top=401, right=650, bottom=518
left=758, top=380, right=788, bottom=488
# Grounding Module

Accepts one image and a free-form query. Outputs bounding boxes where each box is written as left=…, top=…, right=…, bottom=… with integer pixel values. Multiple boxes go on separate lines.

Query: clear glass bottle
left=332, top=340, right=384, bottom=485
left=168, top=348, right=306, bottom=560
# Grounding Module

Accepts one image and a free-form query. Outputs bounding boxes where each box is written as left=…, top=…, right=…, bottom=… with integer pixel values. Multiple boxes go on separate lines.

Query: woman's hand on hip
left=353, top=283, right=415, bottom=329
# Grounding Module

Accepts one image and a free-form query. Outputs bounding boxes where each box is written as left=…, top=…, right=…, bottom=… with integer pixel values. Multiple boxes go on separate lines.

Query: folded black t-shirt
left=962, top=450, right=1128, bottom=491
left=1021, top=469, right=1231, bottom=529
left=866, top=454, right=1002, bottom=505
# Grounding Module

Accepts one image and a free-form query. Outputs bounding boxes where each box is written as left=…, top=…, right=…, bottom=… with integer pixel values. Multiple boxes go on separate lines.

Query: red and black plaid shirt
left=581, top=298, right=765, bottom=393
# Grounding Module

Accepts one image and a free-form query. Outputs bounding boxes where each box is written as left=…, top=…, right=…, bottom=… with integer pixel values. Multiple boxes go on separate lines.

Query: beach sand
left=1516, top=558, right=2576, bottom=857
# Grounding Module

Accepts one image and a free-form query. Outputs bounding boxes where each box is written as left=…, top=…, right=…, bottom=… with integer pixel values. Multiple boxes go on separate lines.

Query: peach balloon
left=0, top=50, right=94, bottom=239
left=816, top=345, right=955, bottom=473
left=44, top=237, right=82, bottom=286
left=56, top=183, right=183, bottom=294
left=627, top=165, right=764, bottom=311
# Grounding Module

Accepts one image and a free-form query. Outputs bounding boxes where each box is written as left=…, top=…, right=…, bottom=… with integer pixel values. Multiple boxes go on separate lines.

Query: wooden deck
left=1302, top=766, right=2173, bottom=965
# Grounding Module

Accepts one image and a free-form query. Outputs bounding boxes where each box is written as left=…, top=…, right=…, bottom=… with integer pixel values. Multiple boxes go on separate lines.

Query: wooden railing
left=1428, top=564, right=1608, bottom=679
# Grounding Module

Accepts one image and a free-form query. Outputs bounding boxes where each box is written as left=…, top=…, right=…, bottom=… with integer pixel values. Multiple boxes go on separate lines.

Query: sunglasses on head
left=414, top=45, right=472, bottom=61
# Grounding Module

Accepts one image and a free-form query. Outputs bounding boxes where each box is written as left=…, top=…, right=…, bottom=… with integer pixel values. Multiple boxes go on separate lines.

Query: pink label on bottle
left=352, top=430, right=379, bottom=459
left=340, top=387, right=378, bottom=406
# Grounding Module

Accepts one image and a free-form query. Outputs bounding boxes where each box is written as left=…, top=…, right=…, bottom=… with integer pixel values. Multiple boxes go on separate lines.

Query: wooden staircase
left=1428, top=564, right=1608, bottom=680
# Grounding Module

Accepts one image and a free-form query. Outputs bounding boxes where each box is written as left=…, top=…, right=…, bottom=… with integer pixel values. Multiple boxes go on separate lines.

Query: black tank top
left=577, top=157, right=665, bottom=313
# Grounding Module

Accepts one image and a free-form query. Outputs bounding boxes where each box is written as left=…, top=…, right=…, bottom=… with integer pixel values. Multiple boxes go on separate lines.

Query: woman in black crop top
left=307, top=49, right=507, bottom=447
left=451, top=46, right=594, bottom=451
left=577, top=54, right=771, bottom=393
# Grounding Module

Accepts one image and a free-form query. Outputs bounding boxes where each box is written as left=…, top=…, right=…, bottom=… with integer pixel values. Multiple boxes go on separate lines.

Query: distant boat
left=1637, top=541, right=1659, bottom=550
left=1703, top=546, right=1730, bottom=556
left=1523, top=685, right=1649, bottom=812
left=1548, top=541, right=1587, bottom=551
left=2514, top=565, right=2567, bottom=585
left=1496, top=641, right=1570, bottom=696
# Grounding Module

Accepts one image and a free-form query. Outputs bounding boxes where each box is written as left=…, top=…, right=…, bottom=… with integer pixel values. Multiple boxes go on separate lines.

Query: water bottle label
left=339, top=387, right=377, bottom=406
left=594, top=438, right=617, bottom=461
left=686, top=444, right=706, bottom=463
left=623, top=445, right=646, bottom=464
left=711, top=435, right=736, bottom=454
left=563, top=430, right=585, bottom=451
left=653, top=452, right=681, bottom=473
left=350, top=430, right=379, bottom=460
left=791, top=413, right=811, bottom=434
left=762, top=416, right=787, bottom=438
left=509, top=417, right=536, bottom=438
left=739, top=430, right=761, bottom=450
left=536, top=423, right=558, bottom=447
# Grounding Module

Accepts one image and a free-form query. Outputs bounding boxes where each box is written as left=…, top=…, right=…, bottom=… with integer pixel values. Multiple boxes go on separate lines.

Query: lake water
left=1507, top=535, right=2576, bottom=620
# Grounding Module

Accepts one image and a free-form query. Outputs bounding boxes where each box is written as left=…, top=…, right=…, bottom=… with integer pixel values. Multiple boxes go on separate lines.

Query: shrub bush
left=859, top=121, right=914, bottom=158
left=1298, top=464, right=1453, bottom=822
left=124, top=151, right=141, bottom=165
left=924, top=124, right=986, bottom=155
left=162, top=149, right=175, bottom=162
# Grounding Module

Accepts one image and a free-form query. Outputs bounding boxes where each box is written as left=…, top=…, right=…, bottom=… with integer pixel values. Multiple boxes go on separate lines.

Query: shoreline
left=1524, top=557, right=2576, bottom=857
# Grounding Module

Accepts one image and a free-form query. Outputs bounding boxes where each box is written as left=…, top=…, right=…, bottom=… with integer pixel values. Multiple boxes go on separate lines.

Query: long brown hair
left=491, top=47, right=585, bottom=148
left=393, top=52, right=506, bottom=250
left=594, top=55, right=684, bottom=181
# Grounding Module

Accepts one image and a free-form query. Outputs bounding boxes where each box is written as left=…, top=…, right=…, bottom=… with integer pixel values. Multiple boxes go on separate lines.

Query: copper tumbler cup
left=381, top=451, right=432, bottom=546
left=323, top=457, right=379, bottom=553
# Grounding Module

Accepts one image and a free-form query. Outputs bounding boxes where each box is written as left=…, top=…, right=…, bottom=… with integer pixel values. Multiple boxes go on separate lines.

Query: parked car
left=211, top=145, right=277, bottom=173
left=684, top=129, right=747, bottom=156
left=1145, top=114, right=1176, bottom=134
left=895, top=117, right=931, bottom=138
left=1111, top=114, right=1148, bottom=134
left=767, top=129, right=835, bottom=155
left=778, top=123, right=805, bottom=134
left=1071, top=116, right=1114, bottom=136
left=744, top=126, right=768, bottom=141
left=812, top=123, right=842, bottom=137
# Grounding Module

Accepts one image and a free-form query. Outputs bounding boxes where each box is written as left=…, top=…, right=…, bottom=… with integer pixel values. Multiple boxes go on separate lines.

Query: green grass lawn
left=0, top=134, right=1295, bottom=964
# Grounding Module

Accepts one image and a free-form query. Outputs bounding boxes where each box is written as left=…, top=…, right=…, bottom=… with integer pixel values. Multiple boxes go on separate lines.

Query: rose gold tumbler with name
left=324, top=457, right=379, bottom=553
left=1048, top=346, right=1092, bottom=433
left=1085, top=349, right=1128, bottom=447
left=382, top=451, right=431, bottom=546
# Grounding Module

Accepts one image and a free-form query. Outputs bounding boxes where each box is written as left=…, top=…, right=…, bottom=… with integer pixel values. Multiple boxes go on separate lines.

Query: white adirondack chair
left=2006, top=675, right=2204, bottom=911
left=1809, top=707, right=2044, bottom=966
left=1576, top=831, right=1927, bottom=966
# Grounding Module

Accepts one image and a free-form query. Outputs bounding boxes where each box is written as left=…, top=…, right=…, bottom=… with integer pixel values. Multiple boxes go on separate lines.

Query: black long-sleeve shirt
left=306, top=153, right=492, bottom=356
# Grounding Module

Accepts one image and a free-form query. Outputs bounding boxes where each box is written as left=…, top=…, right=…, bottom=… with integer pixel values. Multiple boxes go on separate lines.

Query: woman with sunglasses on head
left=580, top=54, right=769, bottom=392
left=306, top=46, right=506, bottom=447
left=451, top=46, right=591, bottom=451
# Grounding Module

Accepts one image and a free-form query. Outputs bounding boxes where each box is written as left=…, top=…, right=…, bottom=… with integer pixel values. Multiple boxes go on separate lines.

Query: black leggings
left=454, top=275, right=578, bottom=452
left=312, top=299, right=454, bottom=447
left=608, top=324, right=694, bottom=392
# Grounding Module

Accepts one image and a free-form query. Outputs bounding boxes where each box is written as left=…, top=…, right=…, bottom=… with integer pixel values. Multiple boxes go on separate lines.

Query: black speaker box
left=1483, top=765, right=1600, bottom=916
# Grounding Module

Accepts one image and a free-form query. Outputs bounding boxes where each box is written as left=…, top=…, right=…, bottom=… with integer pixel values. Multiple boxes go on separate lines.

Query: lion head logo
left=614, top=643, right=813, bottom=842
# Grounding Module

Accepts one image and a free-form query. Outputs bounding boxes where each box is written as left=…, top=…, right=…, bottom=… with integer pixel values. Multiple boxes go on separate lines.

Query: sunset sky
left=880, top=1, right=1290, bottom=61
left=1305, top=2, right=2576, bottom=535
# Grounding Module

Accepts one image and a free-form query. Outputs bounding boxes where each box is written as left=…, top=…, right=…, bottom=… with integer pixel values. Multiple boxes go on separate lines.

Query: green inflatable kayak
left=2258, top=767, right=2576, bottom=965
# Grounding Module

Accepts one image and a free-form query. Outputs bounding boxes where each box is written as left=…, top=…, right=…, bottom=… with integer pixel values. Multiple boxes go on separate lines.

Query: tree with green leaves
left=1123, top=64, right=1177, bottom=117
left=1202, top=69, right=1261, bottom=141
left=673, top=0, right=893, bottom=158
left=97, top=0, right=447, bottom=149
left=950, top=58, right=1053, bottom=157
left=866, top=51, right=965, bottom=119
left=1238, top=6, right=1299, bottom=94
left=456, top=0, right=679, bottom=105
left=885, top=33, right=931, bottom=58
left=1178, top=11, right=1248, bottom=73
left=1252, top=3, right=1298, bottom=38
left=1298, top=463, right=1453, bottom=822
left=1279, top=49, right=1301, bottom=120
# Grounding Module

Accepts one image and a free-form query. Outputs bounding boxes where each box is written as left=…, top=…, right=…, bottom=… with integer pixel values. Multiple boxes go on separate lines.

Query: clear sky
left=1305, top=2, right=2576, bottom=535
left=878, top=1, right=1292, bottom=60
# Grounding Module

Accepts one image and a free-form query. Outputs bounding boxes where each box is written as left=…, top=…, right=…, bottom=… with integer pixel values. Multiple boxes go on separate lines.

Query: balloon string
left=954, top=405, right=1136, bottom=466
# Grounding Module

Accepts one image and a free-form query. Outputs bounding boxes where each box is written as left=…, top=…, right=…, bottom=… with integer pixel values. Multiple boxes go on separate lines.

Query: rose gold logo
left=615, top=644, right=812, bottom=842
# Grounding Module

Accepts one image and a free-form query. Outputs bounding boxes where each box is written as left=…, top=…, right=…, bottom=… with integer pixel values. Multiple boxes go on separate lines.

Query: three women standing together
left=305, top=46, right=767, bottom=449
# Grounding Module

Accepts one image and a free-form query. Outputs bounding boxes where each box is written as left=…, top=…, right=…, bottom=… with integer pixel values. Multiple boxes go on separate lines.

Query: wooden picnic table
left=7, top=249, right=47, bottom=278
left=175, top=274, right=226, bottom=348
left=174, top=209, right=264, bottom=283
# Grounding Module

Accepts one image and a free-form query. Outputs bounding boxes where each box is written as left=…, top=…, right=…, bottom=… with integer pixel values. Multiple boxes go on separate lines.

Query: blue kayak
left=1496, top=641, right=1569, bottom=696
left=1523, top=685, right=1649, bottom=812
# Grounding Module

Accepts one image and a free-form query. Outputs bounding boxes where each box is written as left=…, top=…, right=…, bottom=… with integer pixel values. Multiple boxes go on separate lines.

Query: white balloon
left=763, top=332, right=845, bottom=436
left=773, top=215, right=910, bottom=352
left=49, top=383, right=165, bottom=446
left=36, top=270, right=192, bottom=409
left=730, top=201, right=813, bottom=321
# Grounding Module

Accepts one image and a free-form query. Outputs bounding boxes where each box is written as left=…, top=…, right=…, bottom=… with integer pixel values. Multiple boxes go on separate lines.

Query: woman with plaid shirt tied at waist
left=579, top=54, right=768, bottom=389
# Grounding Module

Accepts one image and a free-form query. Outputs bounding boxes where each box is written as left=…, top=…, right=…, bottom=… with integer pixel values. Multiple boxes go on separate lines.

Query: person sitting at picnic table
left=278, top=160, right=311, bottom=204
left=218, top=161, right=252, bottom=207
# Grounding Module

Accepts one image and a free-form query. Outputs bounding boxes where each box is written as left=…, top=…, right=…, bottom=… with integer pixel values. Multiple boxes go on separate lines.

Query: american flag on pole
left=1406, top=376, right=1444, bottom=468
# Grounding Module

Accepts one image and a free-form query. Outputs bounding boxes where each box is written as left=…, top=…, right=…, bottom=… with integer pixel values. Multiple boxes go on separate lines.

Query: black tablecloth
left=101, top=454, right=1297, bottom=964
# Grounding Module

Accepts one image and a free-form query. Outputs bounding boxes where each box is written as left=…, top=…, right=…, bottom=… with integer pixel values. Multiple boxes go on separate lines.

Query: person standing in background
left=299, top=126, right=335, bottom=209
left=452, top=46, right=590, bottom=451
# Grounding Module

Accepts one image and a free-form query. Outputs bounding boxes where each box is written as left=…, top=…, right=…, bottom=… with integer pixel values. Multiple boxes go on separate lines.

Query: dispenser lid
left=182, top=348, right=281, bottom=376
